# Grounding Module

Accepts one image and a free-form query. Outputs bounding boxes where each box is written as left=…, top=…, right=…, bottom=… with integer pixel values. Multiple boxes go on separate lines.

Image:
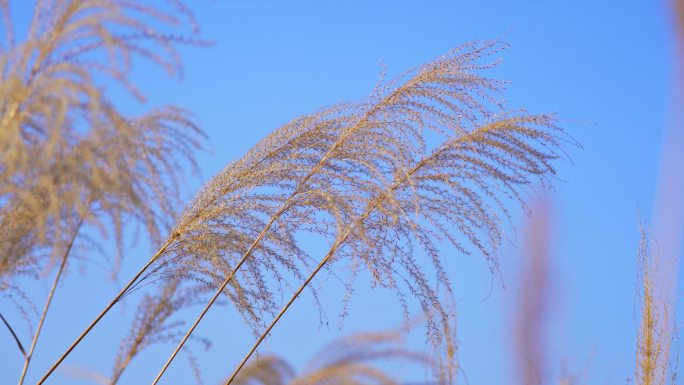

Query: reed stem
left=18, top=219, right=83, bottom=385
left=36, top=238, right=174, bottom=385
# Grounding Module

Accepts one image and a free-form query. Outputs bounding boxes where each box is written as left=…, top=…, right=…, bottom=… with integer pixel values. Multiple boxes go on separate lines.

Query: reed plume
left=36, top=39, right=573, bottom=383
left=0, top=2, right=585, bottom=384
left=223, top=112, right=566, bottom=385
left=149, top=40, right=572, bottom=383
left=0, top=0, right=205, bottom=280
left=230, top=328, right=431, bottom=385
left=635, top=227, right=677, bottom=385
left=0, top=1, right=205, bottom=382
left=109, top=278, right=210, bottom=385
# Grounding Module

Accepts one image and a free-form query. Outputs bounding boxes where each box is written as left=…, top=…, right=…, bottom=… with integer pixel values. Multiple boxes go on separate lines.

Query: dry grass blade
left=0, top=311, right=26, bottom=357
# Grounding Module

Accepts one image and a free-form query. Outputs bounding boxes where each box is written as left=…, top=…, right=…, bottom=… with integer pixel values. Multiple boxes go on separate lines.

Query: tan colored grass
left=36, top=37, right=572, bottom=382
left=0, top=0, right=205, bottom=283
left=0, top=1, right=206, bottom=383
left=635, top=227, right=676, bottom=385
left=222, top=114, right=568, bottom=385
left=231, top=328, right=432, bottom=385
left=150, top=40, right=572, bottom=383
left=0, top=4, right=575, bottom=383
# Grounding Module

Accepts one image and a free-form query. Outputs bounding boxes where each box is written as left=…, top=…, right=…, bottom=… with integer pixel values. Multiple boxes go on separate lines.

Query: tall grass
left=2, top=1, right=677, bottom=385
left=228, top=327, right=435, bottom=385
left=0, top=0, right=205, bottom=383
left=635, top=227, right=677, bottom=385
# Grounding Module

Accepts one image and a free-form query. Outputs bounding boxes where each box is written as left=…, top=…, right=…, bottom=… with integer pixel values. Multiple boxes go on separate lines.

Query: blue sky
left=1, top=1, right=681, bottom=384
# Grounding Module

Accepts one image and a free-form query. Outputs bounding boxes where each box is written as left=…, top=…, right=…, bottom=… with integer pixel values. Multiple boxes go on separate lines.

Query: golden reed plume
left=635, top=227, right=676, bottom=385
left=151, top=41, right=572, bottom=384
left=0, top=1, right=206, bottom=383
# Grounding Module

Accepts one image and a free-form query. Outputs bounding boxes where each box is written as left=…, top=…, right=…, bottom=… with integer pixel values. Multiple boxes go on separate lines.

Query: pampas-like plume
left=43, top=40, right=506, bottom=382
left=0, top=0, right=205, bottom=280
left=0, top=1, right=206, bottom=382
left=41, top=40, right=571, bottom=384
left=223, top=113, right=566, bottom=385
left=635, top=227, right=677, bottom=385
left=230, top=328, right=429, bottom=385
left=150, top=40, right=506, bottom=381
left=109, top=278, right=210, bottom=385
left=151, top=40, right=572, bottom=383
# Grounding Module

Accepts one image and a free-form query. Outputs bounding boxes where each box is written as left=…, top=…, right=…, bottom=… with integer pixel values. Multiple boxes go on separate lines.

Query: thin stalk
left=150, top=209, right=285, bottom=385
left=151, top=138, right=353, bottom=384
left=151, top=82, right=412, bottom=385
left=224, top=197, right=387, bottom=385
left=37, top=237, right=173, bottom=385
left=39, top=137, right=290, bottom=384
left=225, top=137, right=469, bottom=384
left=224, top=239, right=340, bottom=385
left=18, top=219, right=83, bottom=385
left=0, top=312, right=26, bottom=358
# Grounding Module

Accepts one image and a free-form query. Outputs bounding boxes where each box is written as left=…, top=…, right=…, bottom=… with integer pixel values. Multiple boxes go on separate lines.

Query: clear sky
left=1, top=1, right=681, bottom=384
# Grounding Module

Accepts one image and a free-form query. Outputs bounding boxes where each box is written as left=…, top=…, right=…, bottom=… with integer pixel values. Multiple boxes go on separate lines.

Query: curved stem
left=38, top=124, right=292, bottom=385
left=224, top=245, right=337, bottom=385
left=18, top=219, right=83, bottom=385
left=224, top=204, right=381, bottom=385
left=225, top=139, right=455, bottom=384
left=150, top=140, right=348, bottom=384
left=36, top=238, right=173, bottom=385
left=150, top=208, right=285, bottom=385
left=0, top=313, right=26, bottom=358
left=149, top=83, right=407, bottom=385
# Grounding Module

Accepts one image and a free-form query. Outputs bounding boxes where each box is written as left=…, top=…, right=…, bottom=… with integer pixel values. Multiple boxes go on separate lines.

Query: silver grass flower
left=231, top=329, right=430, bottom=385
left=151, top=40, right=573, bottom=383
left=0, top=0, right=205, bottom=281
